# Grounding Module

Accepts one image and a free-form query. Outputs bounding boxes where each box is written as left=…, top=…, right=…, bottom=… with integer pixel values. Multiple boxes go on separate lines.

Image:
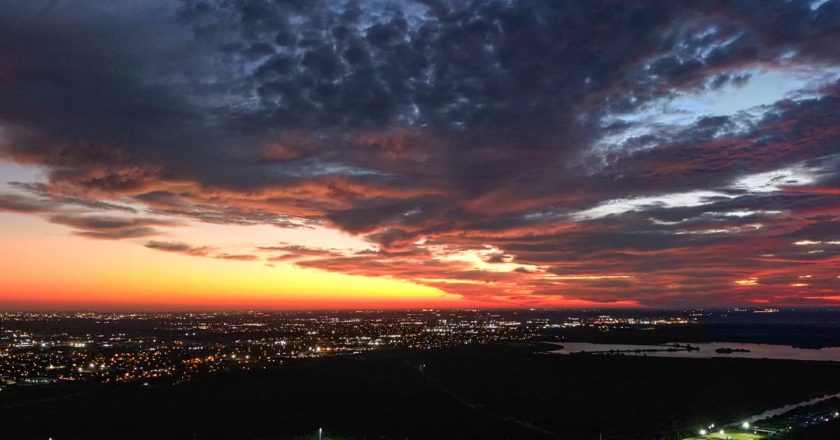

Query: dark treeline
left=3, top=343, right=840, bottom=440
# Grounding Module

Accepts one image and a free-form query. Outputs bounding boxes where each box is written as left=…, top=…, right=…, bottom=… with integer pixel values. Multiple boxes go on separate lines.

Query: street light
left=699, top=429, right=707, bottom=436
left=318, top=427, right=322, bottom=440
left=742, top=422, right=750, bottom=429
left=719, top=429, right=725, bottom=435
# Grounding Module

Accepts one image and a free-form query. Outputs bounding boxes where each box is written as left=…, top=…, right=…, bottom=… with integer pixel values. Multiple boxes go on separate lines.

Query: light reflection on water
left=550, top=342, right=840, bottom=362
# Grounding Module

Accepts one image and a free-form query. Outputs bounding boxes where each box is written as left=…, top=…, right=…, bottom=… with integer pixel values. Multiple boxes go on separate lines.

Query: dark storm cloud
left=594, top=92, right=840, bottom=198
left=2, top=0, right=840, bottom=304
left=4, top=0, right=837, bottom=202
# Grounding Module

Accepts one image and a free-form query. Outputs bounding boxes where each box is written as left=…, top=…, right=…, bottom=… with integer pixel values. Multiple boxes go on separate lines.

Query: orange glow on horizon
left=0, top=213, right=465, bottom=310
left=0, top=212, right=635, bottom=310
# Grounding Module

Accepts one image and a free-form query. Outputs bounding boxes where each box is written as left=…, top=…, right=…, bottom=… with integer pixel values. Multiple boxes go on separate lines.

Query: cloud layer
left=2, top=0, right=840, bottom=306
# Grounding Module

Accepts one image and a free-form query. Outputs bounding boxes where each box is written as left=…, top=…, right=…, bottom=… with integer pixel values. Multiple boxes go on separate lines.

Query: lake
left=549, top=342, right=840, bottom=362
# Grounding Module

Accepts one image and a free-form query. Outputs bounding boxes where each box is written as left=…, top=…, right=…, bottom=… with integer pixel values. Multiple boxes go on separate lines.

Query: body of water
left=550, top=342, right=840, bottom=362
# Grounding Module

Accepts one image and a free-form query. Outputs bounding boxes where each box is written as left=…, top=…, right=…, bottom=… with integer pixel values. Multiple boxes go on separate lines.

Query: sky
left=1, top=0, right=840, bottom=310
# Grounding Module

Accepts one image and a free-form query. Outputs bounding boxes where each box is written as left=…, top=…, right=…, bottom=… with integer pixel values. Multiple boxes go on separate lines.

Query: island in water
left=715, top=347, right=752, bottom=354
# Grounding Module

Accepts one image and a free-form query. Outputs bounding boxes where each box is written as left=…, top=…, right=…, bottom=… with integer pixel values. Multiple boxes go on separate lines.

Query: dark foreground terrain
left=787, top=419, right=840, bottom=440
left=2, top=343, right=840, bottom=440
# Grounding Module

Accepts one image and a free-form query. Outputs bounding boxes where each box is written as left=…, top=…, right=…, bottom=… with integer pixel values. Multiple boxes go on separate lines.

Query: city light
left=0, top=311, right=538, bottom=386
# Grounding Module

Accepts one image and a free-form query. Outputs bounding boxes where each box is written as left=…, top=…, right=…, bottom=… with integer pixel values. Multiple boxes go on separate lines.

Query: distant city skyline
left=2, top=0, right=840, bottom=309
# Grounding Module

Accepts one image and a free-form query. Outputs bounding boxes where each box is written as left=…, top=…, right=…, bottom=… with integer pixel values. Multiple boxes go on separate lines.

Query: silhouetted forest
left=3, top=344, right=840, bottom=440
